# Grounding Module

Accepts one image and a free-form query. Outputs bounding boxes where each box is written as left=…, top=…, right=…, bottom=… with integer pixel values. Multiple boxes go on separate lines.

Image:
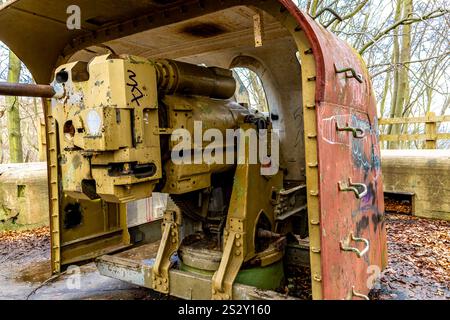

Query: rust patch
left=72, top=154, right=82, bottom=169
left=182, top=23, right=227, bottom=38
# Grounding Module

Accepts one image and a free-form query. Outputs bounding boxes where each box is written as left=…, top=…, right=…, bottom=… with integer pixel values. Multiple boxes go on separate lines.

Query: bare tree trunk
left=6, top=49, right=23, bottom=163
left=391, top=0, right=412, bottom=149
left=380, top=66, right=392, bottom=117
left=249, top=71, right=268, bottom=113
left=388, top=0, right=413, bottom=149
left=0, top=129, right=3, bottom=163
left=305, top=0, right=312, bottom=13
left=310, top=0, right=320, bottom=16
left=387, top=0, right=403, bottom=148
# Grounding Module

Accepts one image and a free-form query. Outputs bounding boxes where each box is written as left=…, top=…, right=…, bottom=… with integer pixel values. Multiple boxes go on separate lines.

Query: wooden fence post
left=425, top=112, right=437, bottom=149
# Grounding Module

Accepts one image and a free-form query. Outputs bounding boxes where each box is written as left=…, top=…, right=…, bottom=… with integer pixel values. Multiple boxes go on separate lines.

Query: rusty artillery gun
left=0, top=0, right=387, bottom=300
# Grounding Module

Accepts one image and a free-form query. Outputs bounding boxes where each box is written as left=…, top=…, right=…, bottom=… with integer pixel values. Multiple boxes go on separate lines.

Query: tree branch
left=359, top=8, right=449, bottom=54
left=368, top=51, right=450, bottom=69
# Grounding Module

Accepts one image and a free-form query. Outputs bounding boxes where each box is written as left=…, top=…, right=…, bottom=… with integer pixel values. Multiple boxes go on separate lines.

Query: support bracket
left=152, top=198, right=182, bottom=294
left=211, top=228, right=245, bottom=300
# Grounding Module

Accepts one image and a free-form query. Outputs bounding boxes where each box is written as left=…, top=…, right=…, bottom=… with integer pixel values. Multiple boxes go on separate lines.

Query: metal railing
left=379, top=112, right=450, bottom=149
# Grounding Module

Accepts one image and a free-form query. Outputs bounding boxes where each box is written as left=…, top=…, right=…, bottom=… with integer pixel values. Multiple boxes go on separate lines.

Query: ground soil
left=0, top=201, right=448, bottom=300
left=372, top=200, right=449, bottom=300
left=0, top=227, right=161, bottom=300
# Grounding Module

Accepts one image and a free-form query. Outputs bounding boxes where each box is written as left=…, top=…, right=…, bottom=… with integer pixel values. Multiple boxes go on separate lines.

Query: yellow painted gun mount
left=51, top=54, right=253, bottom=203
left=0, top=54, right=291, bottom=300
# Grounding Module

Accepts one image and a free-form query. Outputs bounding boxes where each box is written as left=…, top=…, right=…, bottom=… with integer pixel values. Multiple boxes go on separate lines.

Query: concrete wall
left=381, top=150, right=450, bottom=221
left=0, top=162, right=49, bottom=230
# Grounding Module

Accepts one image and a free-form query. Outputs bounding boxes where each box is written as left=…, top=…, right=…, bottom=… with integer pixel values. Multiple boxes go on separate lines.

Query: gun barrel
left=155, top=60, right=236, bottom=100
left=0, top=82, right=56, bottom=98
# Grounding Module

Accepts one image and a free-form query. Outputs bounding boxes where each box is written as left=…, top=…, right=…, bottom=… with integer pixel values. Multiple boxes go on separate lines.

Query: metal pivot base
left=152, top=198, right=182, bottom=294
left=96, top=247, right=298, bottom=300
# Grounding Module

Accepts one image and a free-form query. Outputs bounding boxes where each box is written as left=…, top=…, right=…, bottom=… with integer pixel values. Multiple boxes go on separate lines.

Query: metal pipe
left=0, top=59, right=236, bottom=100
left=0, top=58, right=237, bottom=100
left=0, top=82, right=56, bottom=98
